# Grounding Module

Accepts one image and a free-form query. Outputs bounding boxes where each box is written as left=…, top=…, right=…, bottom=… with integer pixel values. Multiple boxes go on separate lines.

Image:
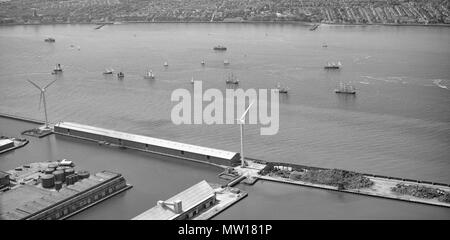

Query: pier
left=133, top=180, right=247, bottom=220
left=53, top=122, right=241, bottom=168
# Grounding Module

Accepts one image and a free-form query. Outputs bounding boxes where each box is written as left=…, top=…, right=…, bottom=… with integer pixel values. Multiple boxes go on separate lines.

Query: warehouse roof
left=132, top=180, right=215, bottom=220
left=55, top=122, right=238, bottom=160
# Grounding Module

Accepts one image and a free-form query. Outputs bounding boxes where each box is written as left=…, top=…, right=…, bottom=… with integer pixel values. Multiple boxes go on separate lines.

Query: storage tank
left=71, top=174, right=79, bottom=183
left=54, top=181, right=62, bottom=191
left=66, top=175, right=73, bottom=185
left=65, top=168, right=75, bottom=177
left=44, top=168, right=54, bottom=174
left=77, top=170, right=90, bottom=179
left=48, top=163, right=58, bottom=169
left=41, top=174, right=55, bottom=188
left=53, top=170, right=65, bottom=183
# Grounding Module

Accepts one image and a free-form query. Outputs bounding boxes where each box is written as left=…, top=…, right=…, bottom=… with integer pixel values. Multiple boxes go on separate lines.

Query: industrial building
left=133, top=180, right=216, bottom=220
left=53, top=122, right=241, bottom=167
left=0, top=171, right=10, bottom=190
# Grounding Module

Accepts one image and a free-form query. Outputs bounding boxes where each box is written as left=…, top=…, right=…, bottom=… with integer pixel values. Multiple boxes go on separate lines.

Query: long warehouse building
left=54, top=122, right=241, bottom=167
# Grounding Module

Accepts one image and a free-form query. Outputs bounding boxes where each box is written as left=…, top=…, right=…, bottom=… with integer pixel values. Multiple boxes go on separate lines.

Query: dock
left=133, top=180, right=247, bottom=220
left=235, top=160, right=450, bottom=208
left=53, top=122, right=241, bottom=168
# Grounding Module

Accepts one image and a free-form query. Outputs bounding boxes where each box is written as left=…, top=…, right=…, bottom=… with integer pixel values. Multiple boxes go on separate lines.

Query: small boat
left=225, top=73, right=239, bottom=84
left=144, top=70, right=155, bottom=79
left=201, top=60, right=205, bottom=66
left=309, top=24, right=320, bottom=31
left=163, top=61, right=169, bottom=67
left=44, top=38, right=55, bottom=43
left=324, top=61, right=341, bottom=70
left=276, top=82, right=289, bottom=94
left=117, top=72, right=125, bottom=78
left=103, top=68, right=114, bottom=74
left=52, top=64, right=63, bottom=74
left=191, top=76, right=194, bottom=84
left=335, top=82, right=356, bottom=94
left=213, top=45, right=227, bottom=51
left=224, top=60, right=230, bottom=65
left=322, top=43, right=328, bottom=48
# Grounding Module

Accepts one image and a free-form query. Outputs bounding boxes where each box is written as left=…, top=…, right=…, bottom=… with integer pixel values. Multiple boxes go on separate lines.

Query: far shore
left=1, top=20, right=449, bottom=28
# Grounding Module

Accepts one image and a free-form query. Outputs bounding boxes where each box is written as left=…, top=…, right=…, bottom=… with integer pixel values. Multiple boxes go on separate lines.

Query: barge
left=0, top=160, right=132, bottom=220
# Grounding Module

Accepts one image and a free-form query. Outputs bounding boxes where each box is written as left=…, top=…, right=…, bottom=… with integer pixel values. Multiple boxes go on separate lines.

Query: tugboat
left=103, top=68, right=114, bottom=74
left=225, top=73, right=239, bottom=84
left=52, top=64, right=63, bottom=74
left=213, top=45, right=227, bottom=51
left=324, top=61, right=341, bottom=70
left=44, top=37, right=55, bottom=43
left=224, top=59, right=230, bottom=65
left=117, top=72, right=125, bottom=79
left=144, top=70, right=155, bottom=79
left=335, top=82, right=356, bottom=94
left=276, top=82, right=289, bottom=94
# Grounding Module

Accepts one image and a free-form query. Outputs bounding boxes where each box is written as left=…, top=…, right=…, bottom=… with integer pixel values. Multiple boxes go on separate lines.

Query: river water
left=0, top=23, right=449, bottom=219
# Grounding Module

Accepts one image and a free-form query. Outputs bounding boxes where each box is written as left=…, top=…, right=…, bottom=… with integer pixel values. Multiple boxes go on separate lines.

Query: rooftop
left=0, top=138, right=13, bottom=146
left=132, top=180, right=215, bottom=220
left=55, top=122, right=238, bottom=160
left=0, top=170, right=119, bottom=220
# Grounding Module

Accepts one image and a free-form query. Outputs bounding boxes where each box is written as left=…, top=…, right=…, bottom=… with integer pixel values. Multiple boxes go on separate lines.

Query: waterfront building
left=133, top=180, right=216, bottom=220
left=54, top=122, right=241, bottom=167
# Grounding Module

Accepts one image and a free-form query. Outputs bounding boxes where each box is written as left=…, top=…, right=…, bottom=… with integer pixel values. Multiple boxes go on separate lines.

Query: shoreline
left=1, top=21, right=449, bottom=28
left=2, top=112, right=450, bottom=210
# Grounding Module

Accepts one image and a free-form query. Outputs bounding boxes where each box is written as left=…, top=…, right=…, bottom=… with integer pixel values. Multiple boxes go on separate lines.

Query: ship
left=225, top=73, right=239, bottom=84
left=44, top=38, right=55, bottom=43
left=213, top=45, right=227, bottom=51
left=335, top=82, right=356, bottom=94
left=276, top=82, right=289, bottom=94
left=103, top=68, right=114, bottom=74
left=324, top=61, right=341, bottom=70
left=144, top=70, right=155, bottom=79
left=51, top=64, right=63, bottom=74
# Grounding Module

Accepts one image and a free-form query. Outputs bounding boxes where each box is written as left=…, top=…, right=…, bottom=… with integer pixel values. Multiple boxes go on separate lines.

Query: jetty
left=234, top=160, right=450, bottom=208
